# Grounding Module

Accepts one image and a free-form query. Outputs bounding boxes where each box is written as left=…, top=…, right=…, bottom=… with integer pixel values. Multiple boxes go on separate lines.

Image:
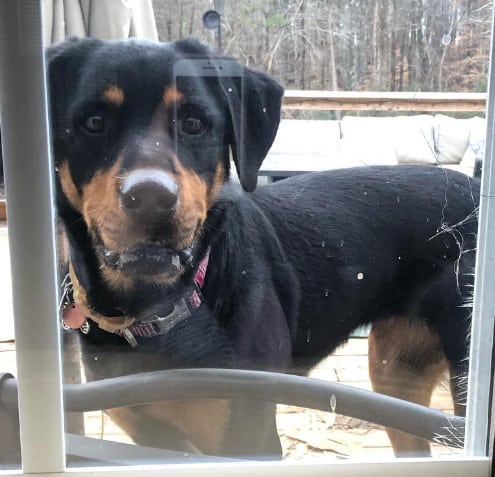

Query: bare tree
left=152, top=0, right=492, bottom=93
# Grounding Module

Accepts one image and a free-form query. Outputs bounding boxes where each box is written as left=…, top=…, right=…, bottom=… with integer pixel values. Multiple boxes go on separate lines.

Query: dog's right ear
left=225, top=67, right=284, bottom=192
left=47, top=38, right=102, bottom=141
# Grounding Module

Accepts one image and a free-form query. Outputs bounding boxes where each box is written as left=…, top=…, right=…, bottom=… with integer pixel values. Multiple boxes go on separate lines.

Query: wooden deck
left=0, top=338, right=460, bottom=461
left=0, top=218, right=461, bottom=461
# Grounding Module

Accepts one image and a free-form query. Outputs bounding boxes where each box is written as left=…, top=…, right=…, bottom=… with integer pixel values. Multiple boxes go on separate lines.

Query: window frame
left=466, top=0, right=495, bottom=455
left=0, top=1, right=493, bottom=475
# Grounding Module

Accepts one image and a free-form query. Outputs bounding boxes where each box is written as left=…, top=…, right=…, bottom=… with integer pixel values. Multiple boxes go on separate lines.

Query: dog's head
left=49, top=38, right=283, bottom=317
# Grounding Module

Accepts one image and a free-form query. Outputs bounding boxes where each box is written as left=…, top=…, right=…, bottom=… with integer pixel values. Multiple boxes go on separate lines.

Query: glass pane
left=40, top=0, right=492, bottom=467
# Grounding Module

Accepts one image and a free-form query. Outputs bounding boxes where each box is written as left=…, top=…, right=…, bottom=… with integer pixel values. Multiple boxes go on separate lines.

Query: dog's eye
left=83, top=115, right=106, bottom=134
left=181, top=116, right=207, bottom=136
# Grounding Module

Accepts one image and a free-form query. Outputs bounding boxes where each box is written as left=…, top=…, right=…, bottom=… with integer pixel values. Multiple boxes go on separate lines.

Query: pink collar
left=121, top=248, right=210, bottom=347
left=193, top=248, right=209, bottom=288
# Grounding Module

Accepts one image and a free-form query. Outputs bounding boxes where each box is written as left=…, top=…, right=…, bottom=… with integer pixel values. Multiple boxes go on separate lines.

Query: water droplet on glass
left=444, top=239, right=450, bottom=248
left=324, top=289, right=330, bottom=297
left=64, top=128, right=71, bottom=134
left=241, top=270, right=246, bottom=275
left=340, top=240, right=345, bottom=247
left=306, top=330, right=311, bottom=343
left=228, top=87, right=233, bottom=92
left=357, top=272, right=364, bottom=280
left=396, top=196, right=400, bottom=203
left=262, top=107, right=267, bottom=113
left=104, top=249, right=113, bottom=257
left=321, top=241, right=326, bottom=248
left=382, top=359, right=388, bottom=365
left=397, top=256, right=401, bottom=260
left=155, top=142, right=160, bottom=146
left=330, top=394, right=337, bottom=413
left=54, top=166, right=59, bottom=172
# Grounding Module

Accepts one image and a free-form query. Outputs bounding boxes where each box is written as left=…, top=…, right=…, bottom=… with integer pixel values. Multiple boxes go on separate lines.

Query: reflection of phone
left=173, top=58, right=244, bottom=93
left=173, top=58, right=245, bottom=168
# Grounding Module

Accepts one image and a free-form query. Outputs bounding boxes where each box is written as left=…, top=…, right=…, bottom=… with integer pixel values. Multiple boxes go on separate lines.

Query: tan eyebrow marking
left=163, top=86, right=183, bottom=106
left=103, top=85, right=125, bottom=106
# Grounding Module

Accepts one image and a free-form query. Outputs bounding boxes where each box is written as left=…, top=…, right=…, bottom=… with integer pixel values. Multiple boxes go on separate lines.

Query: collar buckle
left=146, top=297, right=191, bottom=334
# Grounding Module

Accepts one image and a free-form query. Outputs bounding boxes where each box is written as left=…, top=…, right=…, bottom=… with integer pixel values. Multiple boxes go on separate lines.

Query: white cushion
left=263, top=119, right=341, bottom=173
left=340, top=117, right=399, bottom=166
left=340, top=115, right=438, bottom=166
left=433, top=114, right=471, bottom=164
left=466, top=116, right=486, bottom=162
left=392, top=115, right=436, bottom=164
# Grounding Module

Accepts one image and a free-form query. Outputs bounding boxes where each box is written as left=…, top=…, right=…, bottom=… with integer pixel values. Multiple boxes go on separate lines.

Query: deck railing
left=283, top=91, right=486, bottom=112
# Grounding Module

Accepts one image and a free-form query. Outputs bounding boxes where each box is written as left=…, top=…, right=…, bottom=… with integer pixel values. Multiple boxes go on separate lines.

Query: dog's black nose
left=120, top=169, right=178, bottom=215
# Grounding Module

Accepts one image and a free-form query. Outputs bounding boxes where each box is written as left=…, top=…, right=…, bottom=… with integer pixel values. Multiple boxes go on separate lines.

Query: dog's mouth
left=96, top=242, right=195, bottom=278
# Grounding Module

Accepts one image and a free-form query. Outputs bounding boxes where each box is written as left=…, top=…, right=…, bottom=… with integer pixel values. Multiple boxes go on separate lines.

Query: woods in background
left=152, top=0, right=491, bottom=93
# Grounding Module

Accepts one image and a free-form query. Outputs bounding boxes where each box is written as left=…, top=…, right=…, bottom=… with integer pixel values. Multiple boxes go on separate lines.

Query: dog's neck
left=62, top=249, right=211, bottom=344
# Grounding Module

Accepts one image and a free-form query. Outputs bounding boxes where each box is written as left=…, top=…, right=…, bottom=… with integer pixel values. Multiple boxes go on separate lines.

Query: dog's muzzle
left=119, top=168, right=178, bottom=229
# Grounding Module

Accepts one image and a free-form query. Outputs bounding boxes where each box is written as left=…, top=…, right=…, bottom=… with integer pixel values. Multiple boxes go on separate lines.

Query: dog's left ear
left=226, top=68, right=284, bottom=192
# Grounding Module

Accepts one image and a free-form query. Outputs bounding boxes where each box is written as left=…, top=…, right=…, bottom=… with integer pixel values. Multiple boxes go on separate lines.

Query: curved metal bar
left=0, top=373, right=17, bottom=408
left=0, top=369, right=464, bottom=447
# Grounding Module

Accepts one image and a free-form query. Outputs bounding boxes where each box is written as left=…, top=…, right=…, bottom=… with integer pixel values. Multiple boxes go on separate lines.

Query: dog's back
left=250, top=165, right=477, bottom=364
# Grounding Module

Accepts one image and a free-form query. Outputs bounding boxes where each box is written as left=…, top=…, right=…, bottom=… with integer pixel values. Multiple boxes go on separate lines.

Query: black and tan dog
left=49, top=38, right=479, bottom=458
